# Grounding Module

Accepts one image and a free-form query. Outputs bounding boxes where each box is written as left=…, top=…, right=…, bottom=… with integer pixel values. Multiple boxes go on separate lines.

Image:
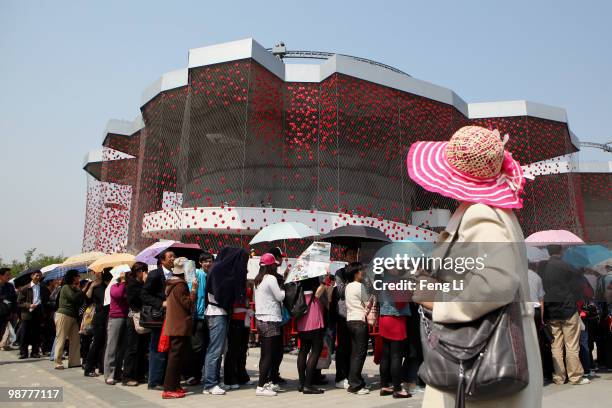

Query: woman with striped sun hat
left=406, top=126, right=544, bottom=408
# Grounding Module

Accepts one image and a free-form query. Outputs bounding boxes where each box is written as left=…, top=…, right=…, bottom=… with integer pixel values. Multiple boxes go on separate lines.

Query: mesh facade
left=83, top=58, right=588, bottom=255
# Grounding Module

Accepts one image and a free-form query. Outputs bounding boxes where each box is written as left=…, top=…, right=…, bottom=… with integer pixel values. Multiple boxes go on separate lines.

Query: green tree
left=0, top=249, right=66, bottom=278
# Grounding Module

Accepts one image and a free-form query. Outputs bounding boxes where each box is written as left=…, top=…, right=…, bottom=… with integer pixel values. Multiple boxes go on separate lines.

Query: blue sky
left=0, top=0, right=610, bottom=262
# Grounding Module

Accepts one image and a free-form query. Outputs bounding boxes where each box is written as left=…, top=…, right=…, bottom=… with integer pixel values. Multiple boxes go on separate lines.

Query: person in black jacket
left=122, top=262, right=150, bottom=386
left=332, top=247, right=358, bottom=389
left=542, top=245, right=590, bottom=385
left=143, top=250, right=175, bottom=390
left=17, top=270, right=50, bottom=359
left=0, top=268, right=17, bottom=351
left=84, top=269, right=112, bottom=376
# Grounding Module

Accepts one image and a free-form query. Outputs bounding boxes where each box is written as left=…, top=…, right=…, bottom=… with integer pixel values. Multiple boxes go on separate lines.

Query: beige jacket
left=422, top=203, right=543, bottom=408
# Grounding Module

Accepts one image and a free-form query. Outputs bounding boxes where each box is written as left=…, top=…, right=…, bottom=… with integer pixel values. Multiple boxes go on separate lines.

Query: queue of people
left=2, top=240, right=609, bottom=404
left=0, top=245, right=428, bottom=401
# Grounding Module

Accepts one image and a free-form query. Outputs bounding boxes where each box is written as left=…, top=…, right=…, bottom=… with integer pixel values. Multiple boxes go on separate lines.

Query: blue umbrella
left=562, top=245, right=611, bottom=269
left=43, top=265, right=88, bottom=282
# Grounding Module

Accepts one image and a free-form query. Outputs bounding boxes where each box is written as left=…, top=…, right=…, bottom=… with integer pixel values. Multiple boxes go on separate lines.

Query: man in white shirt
left=142, top=250, right=175, bottom=389
left=17, top=270, right=49, bottom=359
left=528, top=267, right=545, bottom=325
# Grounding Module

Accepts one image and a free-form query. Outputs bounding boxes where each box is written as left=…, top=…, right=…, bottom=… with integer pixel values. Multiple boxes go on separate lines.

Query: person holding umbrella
left=17, top=270, right=49, bottom=359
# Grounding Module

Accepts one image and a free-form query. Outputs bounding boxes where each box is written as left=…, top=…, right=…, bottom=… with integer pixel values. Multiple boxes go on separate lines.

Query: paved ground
left=0, top=348, right=611, bottom=408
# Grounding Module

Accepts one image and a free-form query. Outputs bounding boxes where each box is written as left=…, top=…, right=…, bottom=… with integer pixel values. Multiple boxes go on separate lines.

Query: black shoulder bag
left=283, top=281, right=315, bottom=318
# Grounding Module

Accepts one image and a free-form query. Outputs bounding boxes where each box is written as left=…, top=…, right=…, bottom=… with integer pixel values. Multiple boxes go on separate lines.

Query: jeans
left=224, top=319, right=251, bottom=385
left=203, top=315, right=228, bottom=389
left=148, top=326, right=168, bottom=387
left=380, top=338, right=405, bottom=391
left=187, top=319, right=209, bottom=381
left=48, top=338, right=56, bottom=361
left=347, top=320, right=369, bottom=391
left=297, top=329, right=324, bottom=388
left=579, top=329, right=591, bottom=373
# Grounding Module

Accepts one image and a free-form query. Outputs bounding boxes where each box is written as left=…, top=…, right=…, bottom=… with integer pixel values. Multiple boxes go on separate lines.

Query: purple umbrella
left=136, top=241, right=202, bottom=265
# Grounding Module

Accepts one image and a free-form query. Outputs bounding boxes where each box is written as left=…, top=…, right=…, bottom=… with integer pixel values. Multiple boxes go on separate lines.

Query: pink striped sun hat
left=406, top=126, right=526, bottom=209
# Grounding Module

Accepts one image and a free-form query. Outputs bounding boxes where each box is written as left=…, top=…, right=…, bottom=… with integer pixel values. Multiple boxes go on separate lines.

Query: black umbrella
left=320, top=225, right=391, bottom=247
left=13, top=268, right=41, bottom=288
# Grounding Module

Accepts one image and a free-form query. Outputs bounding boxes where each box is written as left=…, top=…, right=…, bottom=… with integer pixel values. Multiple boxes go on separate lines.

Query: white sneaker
left=356, top=388, right=370, bottom=395
left=572, top=378, right=591, bottom=385
left=229, top=384, right=240, bottom=390
left=256, top=386, right=277, bottom=396
left=203, top=385, right=226, bottom=395
left=335, top=379, right=349, bottom=389
left=267, top=382, right=282, bottom=392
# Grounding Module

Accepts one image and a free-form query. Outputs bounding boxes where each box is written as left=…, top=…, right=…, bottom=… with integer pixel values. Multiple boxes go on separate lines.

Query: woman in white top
left=344, top=262, right=371, bottom=395
left=253, top=253, right=285, bottom=396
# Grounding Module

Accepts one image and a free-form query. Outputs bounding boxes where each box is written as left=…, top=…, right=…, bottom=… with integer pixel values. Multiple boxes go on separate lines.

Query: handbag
left=316, top=329, right=333, bottom=369
left=140, top=304, right=164, bottom=329
left=281, top=306, right=292, bottom=326
left=418, top=294, right=529, bottom=407
left=79, top=304, right=96, bottom=335
left=364, top=294, right=379, bottom=326
left=157, top=319, right=170, bottom=353
left=131, top=310, right=151, bottom=334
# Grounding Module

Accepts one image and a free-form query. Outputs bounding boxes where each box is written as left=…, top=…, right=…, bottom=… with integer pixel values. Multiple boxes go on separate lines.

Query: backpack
left=283, top=281, right=315, bottom=318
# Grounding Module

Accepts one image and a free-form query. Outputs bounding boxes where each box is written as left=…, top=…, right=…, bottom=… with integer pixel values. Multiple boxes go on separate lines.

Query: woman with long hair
left=53, top=269, right=85, bottom=369
left=253, top=253, right=285, bottom=397
left=121, top=261, right=149, bottom=386
left=104, top=268, right=129, bottom=385
left=295, top=276, right=330, bottom=394
left=83, top=269, right=112, bottom=377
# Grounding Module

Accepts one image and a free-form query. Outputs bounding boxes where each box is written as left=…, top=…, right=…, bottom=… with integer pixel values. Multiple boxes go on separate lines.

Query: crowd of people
left=1, top=242, right=610, bottom=402
left=0, top=246, right=429, bottom=400
left=529, top=244, right=612, bottom=385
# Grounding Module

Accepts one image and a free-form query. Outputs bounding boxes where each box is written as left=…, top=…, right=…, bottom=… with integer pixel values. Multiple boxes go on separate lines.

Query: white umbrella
left=40, top=264, right=61, bottom=275
left=249, top=222, right=318, bottom=245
